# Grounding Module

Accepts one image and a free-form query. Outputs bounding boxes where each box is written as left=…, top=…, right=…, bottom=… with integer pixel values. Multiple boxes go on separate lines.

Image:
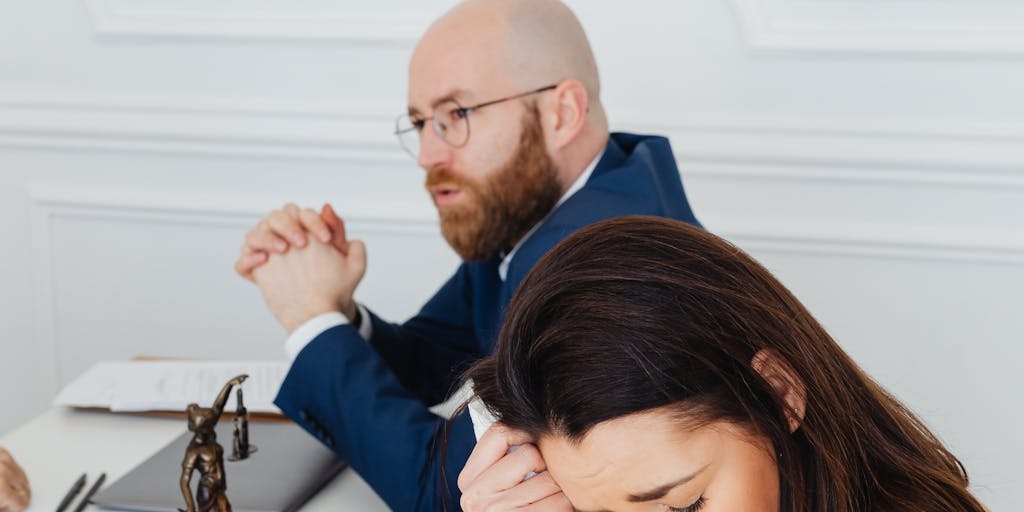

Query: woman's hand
left=458, top=424, right=573, bottom=511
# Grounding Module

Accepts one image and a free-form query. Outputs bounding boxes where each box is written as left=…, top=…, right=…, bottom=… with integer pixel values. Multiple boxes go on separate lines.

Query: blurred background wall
left=0, top=0, right=1021, bottom=507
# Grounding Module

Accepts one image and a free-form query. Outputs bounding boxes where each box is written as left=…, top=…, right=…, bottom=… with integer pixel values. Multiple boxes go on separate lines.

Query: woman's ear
left=751, top=348, right=807, bottom=433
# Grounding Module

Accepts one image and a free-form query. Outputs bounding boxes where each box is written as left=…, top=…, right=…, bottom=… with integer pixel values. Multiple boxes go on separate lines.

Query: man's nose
left=417, top=124, right=453, bottom=172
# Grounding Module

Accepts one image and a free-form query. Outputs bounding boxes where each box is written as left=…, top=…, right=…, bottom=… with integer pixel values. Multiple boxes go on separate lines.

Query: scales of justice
left=178, top=374, right=258, bottom=512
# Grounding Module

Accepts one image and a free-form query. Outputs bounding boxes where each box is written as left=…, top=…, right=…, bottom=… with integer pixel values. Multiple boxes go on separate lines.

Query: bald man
left=236, top=0, right=700, bottom=509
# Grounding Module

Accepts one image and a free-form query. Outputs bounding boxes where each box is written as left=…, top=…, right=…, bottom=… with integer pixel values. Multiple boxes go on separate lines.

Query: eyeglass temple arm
left=463, top=84, right=559, bottom=113
left=395, top=84, right=558, bottom=134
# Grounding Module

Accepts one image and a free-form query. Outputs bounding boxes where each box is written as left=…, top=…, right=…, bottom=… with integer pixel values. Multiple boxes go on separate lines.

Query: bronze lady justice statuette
left=179, top=374, right=256, bottom=512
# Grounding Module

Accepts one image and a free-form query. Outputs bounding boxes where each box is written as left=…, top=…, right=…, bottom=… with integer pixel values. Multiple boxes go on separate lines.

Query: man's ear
left=541, top=79, right=588, bottom=151
left=751, top=348, right=807, bottom=433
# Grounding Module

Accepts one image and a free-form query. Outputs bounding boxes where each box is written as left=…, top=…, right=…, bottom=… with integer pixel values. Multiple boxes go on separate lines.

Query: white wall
left=1, top=0, right=1021, bottom=508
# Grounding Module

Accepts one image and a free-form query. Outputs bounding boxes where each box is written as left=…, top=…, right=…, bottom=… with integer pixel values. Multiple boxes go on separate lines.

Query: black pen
left=72, top=472, right=106, bottom=512
left=56, top=473, right=87, bottom=512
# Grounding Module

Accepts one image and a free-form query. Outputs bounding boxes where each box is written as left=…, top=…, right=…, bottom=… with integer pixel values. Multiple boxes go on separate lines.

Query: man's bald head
left=413, top=0, right=604, bottom=118
left=407, top=0, right=610, bottom=218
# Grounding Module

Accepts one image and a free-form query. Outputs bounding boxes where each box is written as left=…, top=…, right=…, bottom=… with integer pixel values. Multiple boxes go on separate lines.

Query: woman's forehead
left=538, top=409, right=721, bottom=488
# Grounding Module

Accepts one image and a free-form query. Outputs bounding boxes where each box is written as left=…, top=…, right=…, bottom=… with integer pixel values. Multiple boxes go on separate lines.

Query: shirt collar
left=498, top=153, right=602, bottom=281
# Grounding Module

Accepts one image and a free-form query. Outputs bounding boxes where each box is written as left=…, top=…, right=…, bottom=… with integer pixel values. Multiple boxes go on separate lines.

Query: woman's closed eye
left=668, top=496, right=705, bottom=512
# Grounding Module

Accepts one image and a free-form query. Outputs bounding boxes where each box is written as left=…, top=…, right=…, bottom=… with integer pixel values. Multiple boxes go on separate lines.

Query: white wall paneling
left=5, top=96, right=1023, bottom=268
left=2, top=95, right=1022, bottom=179
left=29, top=184, right=456, bottom=391
left=83, top=0, right=458, bottom=43
left=0, top=95, right=404, bottom=163
left=731, top=0, right=1024, bottom=54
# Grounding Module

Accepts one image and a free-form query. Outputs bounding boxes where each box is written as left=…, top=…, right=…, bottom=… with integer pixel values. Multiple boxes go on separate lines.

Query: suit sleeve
left=275, top=323, right=477, bottom=511
left=274, top=264, right=481, bottom=511
left=364, top=264, right=483, bottom=406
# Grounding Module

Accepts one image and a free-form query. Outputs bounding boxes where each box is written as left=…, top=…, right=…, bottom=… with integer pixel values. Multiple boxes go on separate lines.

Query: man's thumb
left=346, top=240, right=367, bottom=271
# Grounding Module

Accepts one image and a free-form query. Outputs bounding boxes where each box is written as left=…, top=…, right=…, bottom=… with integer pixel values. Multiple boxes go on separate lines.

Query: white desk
left=0, top=408, right=390, bottom=511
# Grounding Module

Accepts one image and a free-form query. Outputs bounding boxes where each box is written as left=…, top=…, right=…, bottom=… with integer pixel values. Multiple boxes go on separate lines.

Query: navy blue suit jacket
left=275, top=132, right=701, bottom=510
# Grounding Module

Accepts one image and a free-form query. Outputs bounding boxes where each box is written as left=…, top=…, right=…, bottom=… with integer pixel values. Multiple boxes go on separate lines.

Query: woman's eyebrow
left=626, top=463, right=710, bottom=503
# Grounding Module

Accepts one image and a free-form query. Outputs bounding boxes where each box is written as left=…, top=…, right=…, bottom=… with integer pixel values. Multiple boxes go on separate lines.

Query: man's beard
left=426, top=108, right=562, bottom=261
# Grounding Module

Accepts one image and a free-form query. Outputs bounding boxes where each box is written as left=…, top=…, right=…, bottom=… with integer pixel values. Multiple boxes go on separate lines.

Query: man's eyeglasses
left=394, top=84, right=557, bottom=159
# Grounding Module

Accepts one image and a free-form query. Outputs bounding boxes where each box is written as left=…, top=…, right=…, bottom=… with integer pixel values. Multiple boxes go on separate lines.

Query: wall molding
left=3, top=95, right=1024, bottom=189
left=719, top=219, right=1024, bottom=266
left=730, top=0, right=1024, bottom=55
left=82, top=0, right=455, bottom=44
left=75, top=0, right=1024, bottom=54
left=28, top=184, right=442, bottom=389
left=620, top=116, right=1024, bottom=189
left=24, top=182, right=1024, bottom=394
left=0, top=94, right=408, bottom=163
left=29, top=184, right=440, bottom=235
left=29, top=183, right=1024, bottom=274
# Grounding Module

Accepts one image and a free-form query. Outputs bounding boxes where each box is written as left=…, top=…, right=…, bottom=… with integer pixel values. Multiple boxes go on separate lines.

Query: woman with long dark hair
left=458, top=216, right=985, bottom=512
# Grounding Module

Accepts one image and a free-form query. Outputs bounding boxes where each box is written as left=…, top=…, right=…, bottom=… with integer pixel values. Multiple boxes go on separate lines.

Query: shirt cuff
left=356, top=302, right=373, bottom=341
left=467, top=383, right=498, bottom=441
left=284, top=311, right=348, bottom=361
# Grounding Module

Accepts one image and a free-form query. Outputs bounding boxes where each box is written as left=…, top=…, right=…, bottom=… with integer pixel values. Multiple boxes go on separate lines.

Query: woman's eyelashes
left=668, top=496, right=706, bottom=512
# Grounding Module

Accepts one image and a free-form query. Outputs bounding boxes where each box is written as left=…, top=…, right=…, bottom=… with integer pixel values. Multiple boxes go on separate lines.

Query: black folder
left=92, top=421, right=346, bottom=512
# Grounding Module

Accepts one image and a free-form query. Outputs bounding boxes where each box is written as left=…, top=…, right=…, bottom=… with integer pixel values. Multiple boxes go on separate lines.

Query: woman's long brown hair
left=464, top=216, right=985, bottom=512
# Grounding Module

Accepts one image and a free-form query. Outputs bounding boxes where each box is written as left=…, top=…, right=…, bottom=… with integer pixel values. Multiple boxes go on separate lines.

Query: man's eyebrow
left=407, top=88, right=471, bottom=116
left=626, top=463, right=710, bottom=503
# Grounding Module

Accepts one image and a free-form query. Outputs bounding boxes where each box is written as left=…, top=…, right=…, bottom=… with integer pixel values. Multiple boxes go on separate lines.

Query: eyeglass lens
left=396, top=100, right=470, bottom=158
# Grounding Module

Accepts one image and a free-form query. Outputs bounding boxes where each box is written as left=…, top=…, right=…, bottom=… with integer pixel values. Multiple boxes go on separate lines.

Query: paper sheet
left=54, top=360, right=288, bottom=414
